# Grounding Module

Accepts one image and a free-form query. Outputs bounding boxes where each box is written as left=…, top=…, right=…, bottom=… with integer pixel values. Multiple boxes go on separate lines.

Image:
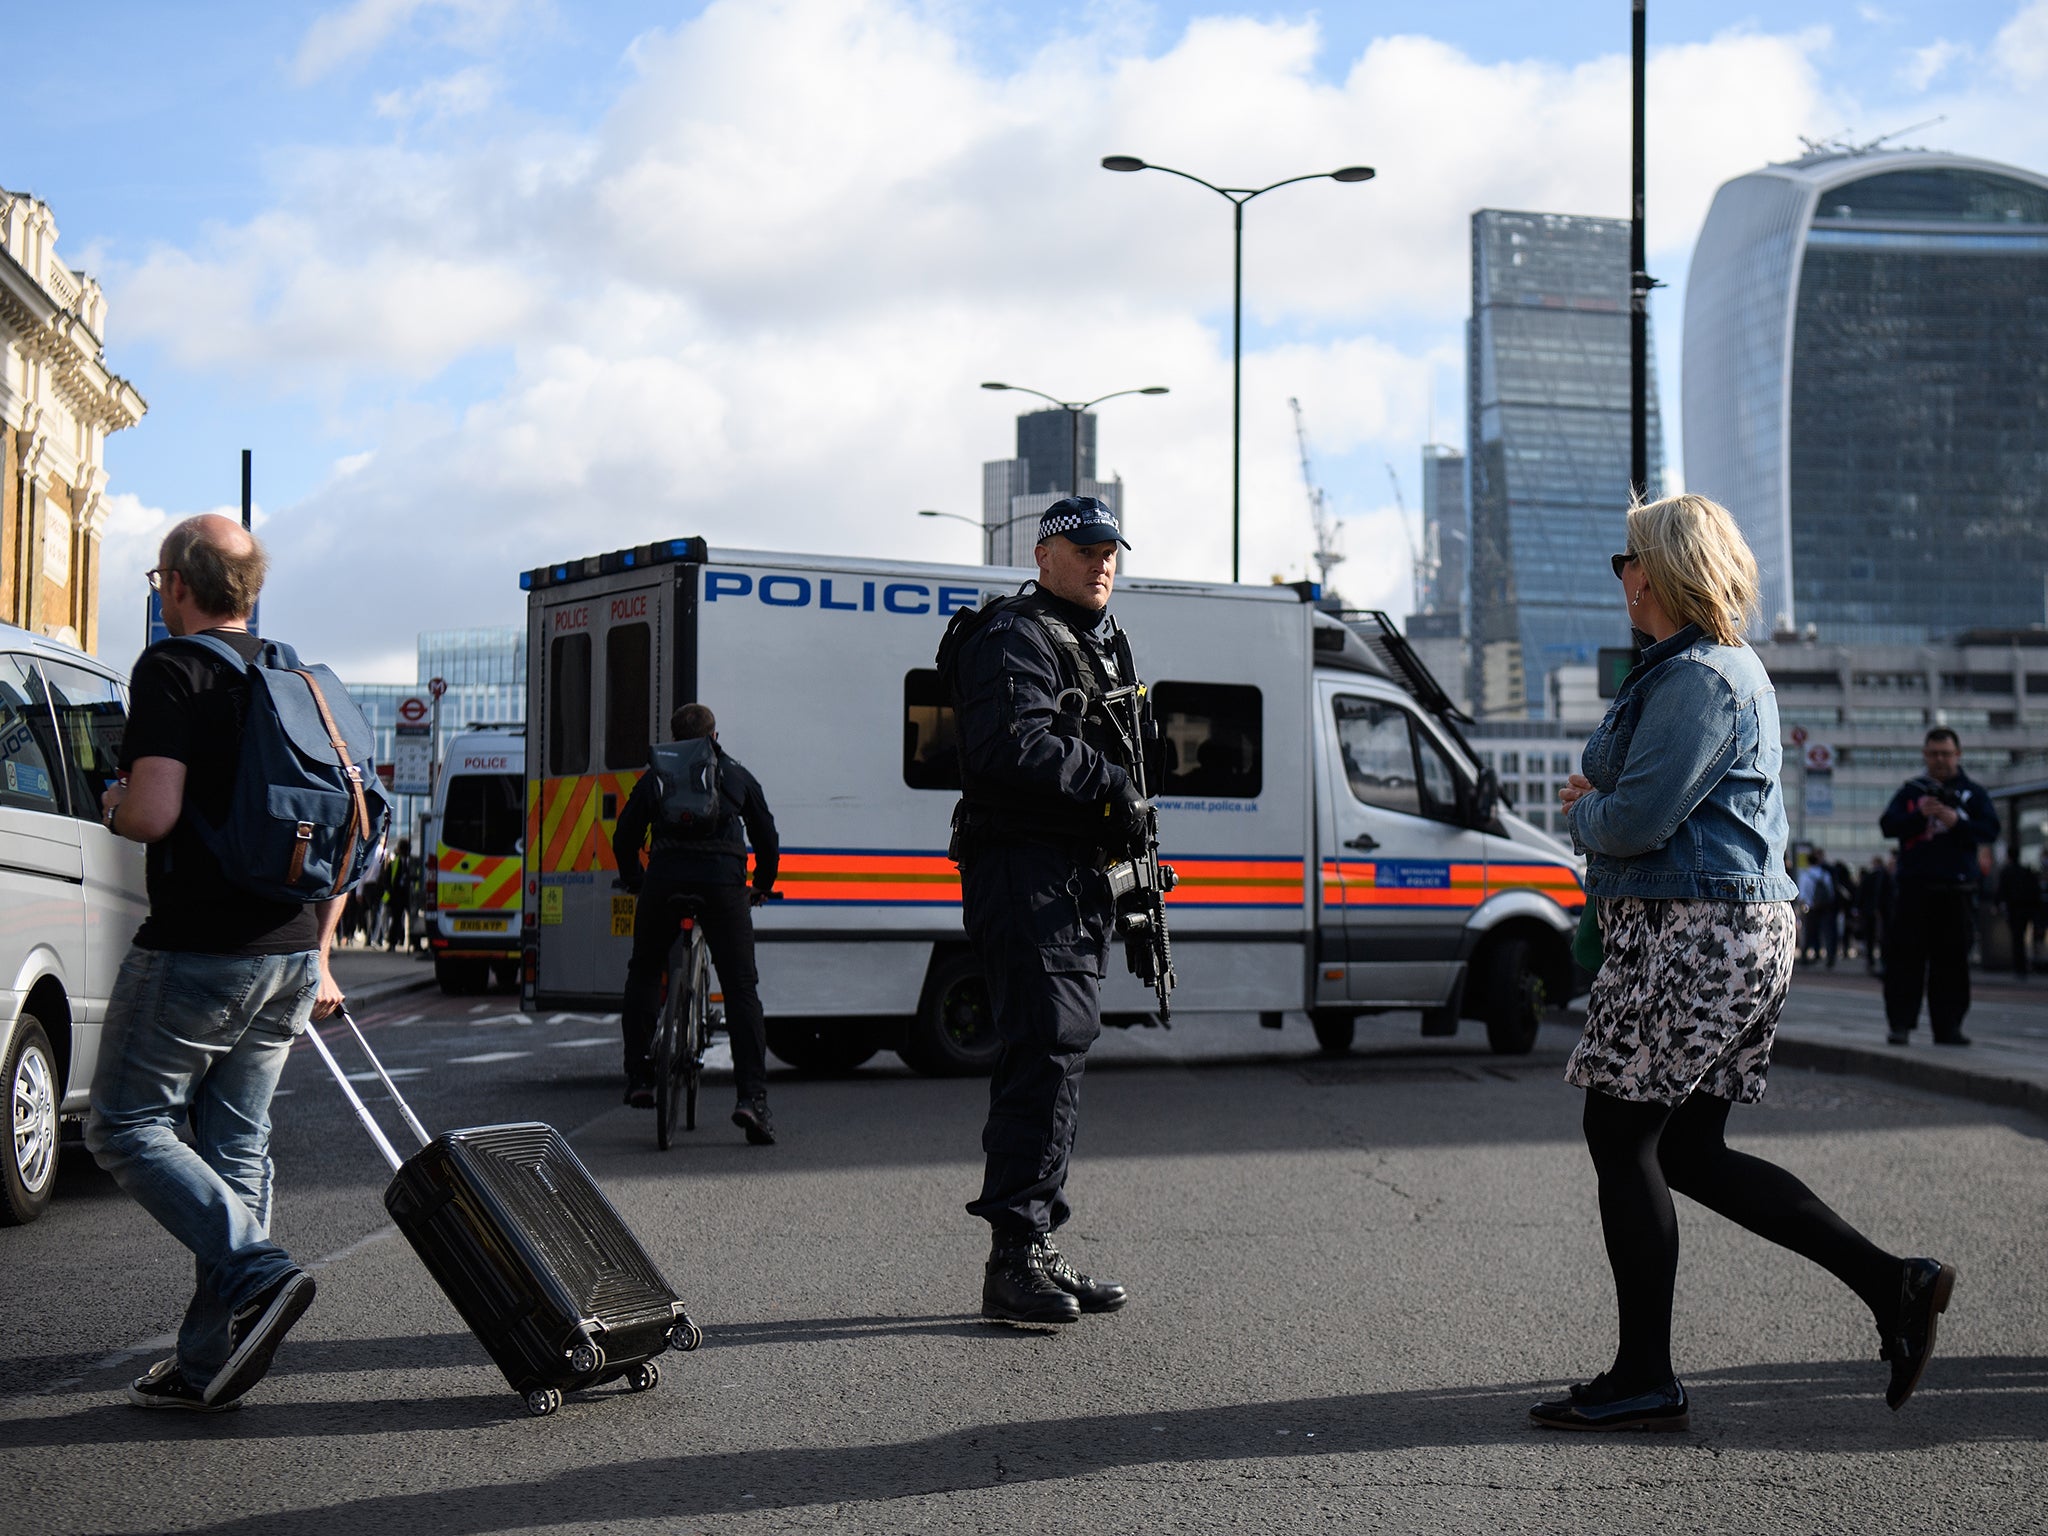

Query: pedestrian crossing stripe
left=1321, top=860, right=1583, bottom=908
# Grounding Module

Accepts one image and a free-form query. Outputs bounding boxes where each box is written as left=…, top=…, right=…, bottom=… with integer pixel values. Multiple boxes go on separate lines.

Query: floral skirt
left=1566, top=896, right=1799, bottom=1105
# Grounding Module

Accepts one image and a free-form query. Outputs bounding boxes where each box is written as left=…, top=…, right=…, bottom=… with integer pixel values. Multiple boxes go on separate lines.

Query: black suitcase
left=310, top=1008, right=701, bottom=1416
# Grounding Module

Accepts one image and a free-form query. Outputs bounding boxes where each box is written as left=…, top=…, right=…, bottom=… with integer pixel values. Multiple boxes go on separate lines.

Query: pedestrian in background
left=1542, top=493, right=1954, bottom=1433
left=1859, top=854, right=1894, bottom=977
left=1996, top=846, right=2040, bottom=979
left=1831, top=854, right=1859, bottom=961
left=1797, top=852, right=1837, bottom=968
left=1878, top=728, right=2000, bottom=1045
left=384, top=837, right=414, bottom=952
left=87, top=515, right=336, bottom=1411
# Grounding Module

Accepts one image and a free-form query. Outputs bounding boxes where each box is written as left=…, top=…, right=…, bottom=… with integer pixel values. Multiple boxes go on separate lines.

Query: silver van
left=0, top=625, right=144, bottom=1223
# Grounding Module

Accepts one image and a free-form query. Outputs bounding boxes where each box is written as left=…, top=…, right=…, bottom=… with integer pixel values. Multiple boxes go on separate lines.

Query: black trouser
left=1801, top=905, right=1836, bottom=965
left=2008, top=909, right=2035, bottom=977
left=622, top=878, right=768, bottom=1102
left=960, top=840, right=1111, bottom=1238
left=1581, top=1089, right=1899, bottom=1392
left=1883, top=885, right=1977, bottom=1039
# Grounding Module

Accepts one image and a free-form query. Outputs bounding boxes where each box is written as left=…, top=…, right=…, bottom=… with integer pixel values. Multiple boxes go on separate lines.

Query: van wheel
left=1310, top=1011, right=1356, bottom=1056
left=1483, top=937, right=1547, bottom=1055
left=900, top=955, right=1002, bottom=1077
left=435, top=958, right=490, bottom=996
left=765, top=1020, right=878, bottom=1075
left=4, top=1014, right=60, bottom=1226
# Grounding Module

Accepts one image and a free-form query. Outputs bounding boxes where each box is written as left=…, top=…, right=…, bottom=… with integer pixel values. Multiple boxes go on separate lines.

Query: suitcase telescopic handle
left=304, top=1005, right=435, bottom=1172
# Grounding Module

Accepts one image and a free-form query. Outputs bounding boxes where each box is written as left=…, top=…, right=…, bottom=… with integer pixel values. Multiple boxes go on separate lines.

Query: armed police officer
left=941, top=495, right=1154, bottom=1326
left=613, top=703, right=781, bottom=1143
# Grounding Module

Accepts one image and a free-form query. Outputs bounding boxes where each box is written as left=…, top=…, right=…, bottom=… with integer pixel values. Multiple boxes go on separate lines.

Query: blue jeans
left=85, top=947, right=319, bottom=1380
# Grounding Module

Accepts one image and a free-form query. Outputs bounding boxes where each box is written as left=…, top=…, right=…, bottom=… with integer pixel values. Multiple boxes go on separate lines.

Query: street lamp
left=978, top=381, right=1169, bottom=503
left=916, top=507, right=1048, bottom=565
left=1102, top=155, right=1374, bottom=582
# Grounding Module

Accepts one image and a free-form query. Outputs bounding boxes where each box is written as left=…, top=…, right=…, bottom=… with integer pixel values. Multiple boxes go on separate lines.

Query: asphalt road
left=4, top=991, right=2045, bottom=1534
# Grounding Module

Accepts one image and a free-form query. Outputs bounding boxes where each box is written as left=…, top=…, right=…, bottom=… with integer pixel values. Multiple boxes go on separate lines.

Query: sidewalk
left=1772, top=962, right=2048, bottom=1116
left=328, top=943, right=437, bottom=1006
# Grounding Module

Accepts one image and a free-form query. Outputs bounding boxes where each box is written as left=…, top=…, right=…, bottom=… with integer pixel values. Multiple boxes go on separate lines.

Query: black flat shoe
left=1881, top=1257, right=1957, bottom=1411
left=1530, top=1374, right=1689, bottom=1432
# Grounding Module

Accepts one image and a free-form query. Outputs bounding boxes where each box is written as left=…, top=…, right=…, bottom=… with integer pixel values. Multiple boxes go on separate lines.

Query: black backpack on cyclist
left=648, top=738, right=726, bottom=837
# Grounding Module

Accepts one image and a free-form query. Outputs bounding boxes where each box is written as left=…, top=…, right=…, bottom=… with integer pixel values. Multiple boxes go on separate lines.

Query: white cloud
left=1996, top=0, right=2048, bottom=86
left=374, top=64, right=501, bottom=121
left=294, top=0, right=529, bottom=85
left=1901, top=38, right=1970, bottom=92
left=106, top=1, right=1870, bottom=674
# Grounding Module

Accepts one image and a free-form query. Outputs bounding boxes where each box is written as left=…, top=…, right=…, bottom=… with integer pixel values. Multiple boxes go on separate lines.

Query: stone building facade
left=0, top=189, right=146, bottom=653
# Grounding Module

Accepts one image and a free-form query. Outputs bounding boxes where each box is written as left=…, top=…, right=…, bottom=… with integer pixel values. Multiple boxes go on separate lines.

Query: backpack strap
left=169, top=633, right=250, bottom=672
left=290, top=669, right=373, bottom=886
left=1017, top=595, right=1116, bottom=698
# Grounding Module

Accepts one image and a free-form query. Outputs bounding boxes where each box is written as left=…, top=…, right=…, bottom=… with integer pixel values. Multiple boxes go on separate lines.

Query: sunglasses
left=1609, top=551, right=1639, bottom=580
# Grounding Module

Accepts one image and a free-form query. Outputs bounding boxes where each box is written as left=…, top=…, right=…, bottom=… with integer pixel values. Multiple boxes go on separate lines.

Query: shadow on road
left=14, top=1355, right=2041, bottom=1530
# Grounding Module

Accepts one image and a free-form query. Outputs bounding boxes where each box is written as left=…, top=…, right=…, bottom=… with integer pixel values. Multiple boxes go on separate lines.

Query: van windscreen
left=442, top=773, right=523, bottom=856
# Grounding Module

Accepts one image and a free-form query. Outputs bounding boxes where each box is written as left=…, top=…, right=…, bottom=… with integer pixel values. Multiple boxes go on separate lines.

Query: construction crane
left=1288, top=397, right=1344, bottom=593
left=1384, top=462, right=1428, bottom=617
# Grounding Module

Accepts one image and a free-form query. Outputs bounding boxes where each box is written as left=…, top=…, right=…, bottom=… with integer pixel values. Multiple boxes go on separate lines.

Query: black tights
left=1582, top=1089, right=1903, bottom=1392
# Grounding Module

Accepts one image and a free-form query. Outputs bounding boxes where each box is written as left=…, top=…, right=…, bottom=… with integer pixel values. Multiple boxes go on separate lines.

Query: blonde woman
left=1533, top=493, right=1955, bottom=1432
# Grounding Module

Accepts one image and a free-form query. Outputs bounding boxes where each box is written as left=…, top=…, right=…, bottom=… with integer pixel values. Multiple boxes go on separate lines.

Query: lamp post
left=1102, top=155, right=1375, bottom=582
left=978, top=382, right=1169, bottom=505
left=917, top=507, right=1045, bottom=566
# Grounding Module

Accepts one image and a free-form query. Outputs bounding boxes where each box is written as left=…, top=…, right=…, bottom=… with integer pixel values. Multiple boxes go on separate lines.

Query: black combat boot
left=982, top=1234, right=1080, bottom=1325
left=1034, top=1234, right=1128, bottom=1313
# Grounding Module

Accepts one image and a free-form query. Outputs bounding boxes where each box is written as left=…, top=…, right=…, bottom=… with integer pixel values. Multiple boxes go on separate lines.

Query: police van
left=426, top=726, right=526, bottom=993
left=518, top=541, right=1585, bottom=1073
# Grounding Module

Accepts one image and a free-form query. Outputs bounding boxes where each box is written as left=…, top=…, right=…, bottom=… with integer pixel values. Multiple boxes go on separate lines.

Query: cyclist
left=613, top=703, right=781, bottom=1143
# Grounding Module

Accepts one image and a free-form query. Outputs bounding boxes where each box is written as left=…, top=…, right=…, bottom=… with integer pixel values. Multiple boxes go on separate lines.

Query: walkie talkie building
left=1683, top=150, right=2048, bottom=643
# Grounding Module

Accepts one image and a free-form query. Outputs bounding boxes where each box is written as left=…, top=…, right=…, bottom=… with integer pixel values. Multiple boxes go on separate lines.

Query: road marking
left=468, top=1003, right=492, bottom=1015
left=377, top=1013, right=425, bottom=1029
left=470, top=1014, right=530, bottom=1027
left=347, top=1067, right=426, bottom=1082
left=449, top=1051, right=529, bottom=1065
left=551, top=1037, right=613, bottom=1049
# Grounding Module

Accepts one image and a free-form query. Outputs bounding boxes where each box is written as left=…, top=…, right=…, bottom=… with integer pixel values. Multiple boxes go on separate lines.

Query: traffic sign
left=428, top=676, right=447, bottom=700
left=1804, top=741, right=1837, bottom=774
left=1789, top=725, right=1808, bottom=746
left=398, top=696, right=429, bottom=725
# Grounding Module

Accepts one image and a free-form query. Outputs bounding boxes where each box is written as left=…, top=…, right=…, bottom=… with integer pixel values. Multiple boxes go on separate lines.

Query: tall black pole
left=240, top=449, right=252, bottom=530
left=1630, top=0, right=1649, bottom=502
left=1070, top=406, right=1081, bottom=499
left=1231, top=200, right=1245, bottom=583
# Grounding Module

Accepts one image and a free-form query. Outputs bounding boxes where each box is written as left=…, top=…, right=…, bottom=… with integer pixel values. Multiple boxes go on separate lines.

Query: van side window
left=0, top=656, right=65, bottom=813
left=1334, top=695, right=1421, bottom=816
left=1153, top=683, right=1262, bottom=799
left=548, top=632, right=592, bottom=776
left=1411, top=721, right=1462, bottom=824
left=41, top=660, right=127, bottom=823
left=443, top=773, right=523, bottom=857
left=903, top=670, right=960, bottom=791
left=605, top=622, right=651, bottom=769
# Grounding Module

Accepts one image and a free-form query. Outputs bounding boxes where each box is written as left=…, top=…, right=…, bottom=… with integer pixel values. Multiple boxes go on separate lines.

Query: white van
left=0, top=624, right=145, bottom=1223
left=424, top=726, right=526, bottom=994
left=516, top=542, right=1587, bottom=1076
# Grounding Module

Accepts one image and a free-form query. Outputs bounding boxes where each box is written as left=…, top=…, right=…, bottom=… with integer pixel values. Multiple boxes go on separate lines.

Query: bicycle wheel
left=654, top=934, right=689, bottom=1151
left=683, top=932, right=709, bottom=1131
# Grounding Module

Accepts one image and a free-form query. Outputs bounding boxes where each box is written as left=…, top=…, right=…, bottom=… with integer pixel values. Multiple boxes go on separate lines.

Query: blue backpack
left=175, top=635, right=394, bottom=902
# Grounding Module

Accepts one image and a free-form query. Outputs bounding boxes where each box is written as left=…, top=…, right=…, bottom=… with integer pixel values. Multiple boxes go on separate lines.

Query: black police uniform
left=1878, top=767, right=1999, bottom=1043
left=612, top=746, right=779, bottom=1114
left=948, top=497, right=1141, bottom=1324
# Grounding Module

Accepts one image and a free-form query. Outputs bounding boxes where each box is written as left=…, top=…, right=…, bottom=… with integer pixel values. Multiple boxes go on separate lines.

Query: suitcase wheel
left=627, top=1361, right=661, bottom=1392
left=567, top=1342, right=604, bottom=1378
left=524, top=1386, right=563, bottom=1418
left=668, top=1317, right=703, bottom=1353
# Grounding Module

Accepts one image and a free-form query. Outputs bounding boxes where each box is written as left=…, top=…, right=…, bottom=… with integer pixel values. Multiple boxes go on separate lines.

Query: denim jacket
left=1571, top=624, right=1799, bottom=903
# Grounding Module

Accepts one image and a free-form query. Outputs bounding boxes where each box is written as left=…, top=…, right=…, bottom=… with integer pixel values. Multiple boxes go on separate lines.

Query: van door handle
left=1344, top=834, right=1380, bottom=852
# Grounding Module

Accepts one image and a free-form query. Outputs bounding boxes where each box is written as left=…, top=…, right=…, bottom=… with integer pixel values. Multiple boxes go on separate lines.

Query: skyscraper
left=1467, top=210, right=1663, bottom=718
left=982, top=408, right=1125, bottom=567
left=1684, top=149, right=2048, bottom=643
left=1419, top=444, right=1467, bottom=616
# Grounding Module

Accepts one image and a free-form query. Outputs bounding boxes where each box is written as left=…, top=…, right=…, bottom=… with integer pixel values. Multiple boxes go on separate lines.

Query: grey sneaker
left=204, top=1268, right=316, bottom=1405
left=130, top=1357, right=237, bottom=1413
left=732, top=1098, right=776, bottom=1145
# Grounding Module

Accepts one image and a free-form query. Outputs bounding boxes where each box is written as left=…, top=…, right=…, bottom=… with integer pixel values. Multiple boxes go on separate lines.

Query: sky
left=9, top=0, right=2047, bottom=680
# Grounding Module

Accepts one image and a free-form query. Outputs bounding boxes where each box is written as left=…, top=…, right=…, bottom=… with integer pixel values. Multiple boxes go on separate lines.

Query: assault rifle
left=1094, top=680, right=1178, bottom=1023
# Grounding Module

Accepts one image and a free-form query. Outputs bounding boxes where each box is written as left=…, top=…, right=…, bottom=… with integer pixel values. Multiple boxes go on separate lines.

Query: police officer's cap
left=1035, top=496, right=1131, bottom=550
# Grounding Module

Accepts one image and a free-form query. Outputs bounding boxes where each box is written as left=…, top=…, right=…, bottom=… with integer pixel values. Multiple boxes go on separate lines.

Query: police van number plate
left=451, top=916, right=509, bottom=933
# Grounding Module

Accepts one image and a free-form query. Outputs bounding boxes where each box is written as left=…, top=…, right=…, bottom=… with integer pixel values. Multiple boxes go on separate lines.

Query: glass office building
left=1684, top=150, right=2048, bottom=643
left=1467, top=210, right=1663, bottom=717
left=1418, top=443, right=1467, bottom=617
left=982, top=409, right=1123, bottom=567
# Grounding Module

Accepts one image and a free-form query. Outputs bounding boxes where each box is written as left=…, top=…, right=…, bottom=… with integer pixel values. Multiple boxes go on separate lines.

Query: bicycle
left=651, top=898, right=720, bottom=1150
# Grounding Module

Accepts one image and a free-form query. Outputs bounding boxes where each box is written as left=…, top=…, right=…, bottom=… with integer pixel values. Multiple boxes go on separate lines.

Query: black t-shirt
left=121, top=629, right=319, bottom=955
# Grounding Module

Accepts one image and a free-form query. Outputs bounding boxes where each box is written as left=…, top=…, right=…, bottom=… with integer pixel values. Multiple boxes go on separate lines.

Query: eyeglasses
left=145, top=568, right=168, bottom=592
left=1609, top=551, right=1639, bottom=580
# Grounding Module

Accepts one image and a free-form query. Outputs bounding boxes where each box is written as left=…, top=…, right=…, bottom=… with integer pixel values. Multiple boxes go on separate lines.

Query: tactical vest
left=941, top=589, right=1140, bottom=847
